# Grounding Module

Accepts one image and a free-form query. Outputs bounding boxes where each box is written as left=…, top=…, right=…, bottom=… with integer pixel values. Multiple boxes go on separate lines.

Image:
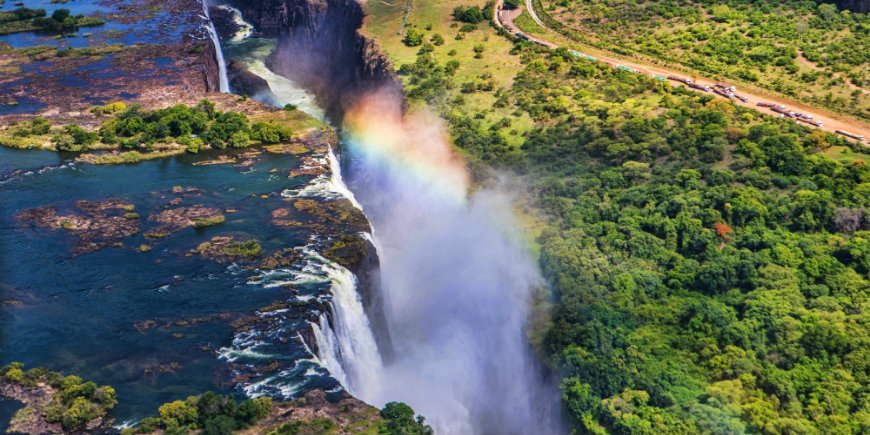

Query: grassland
left=361, top=0, right=536, bottom=147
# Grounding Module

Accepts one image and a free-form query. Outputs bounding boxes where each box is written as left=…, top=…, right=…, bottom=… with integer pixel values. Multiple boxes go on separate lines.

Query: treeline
left=0, top=8, right=104, bottom=35
left=5, top=100, right=293, bottom=153
left=400, top=34, right=870, bottom=433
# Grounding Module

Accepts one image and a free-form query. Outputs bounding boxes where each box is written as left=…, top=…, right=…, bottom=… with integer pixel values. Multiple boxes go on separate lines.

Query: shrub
left=158, top=397, right=199, bottom=430
left=228, top=131, right=250, bottom=148
left=192, top=215, right=225, bottom=228
left=403, top=28, right=424, bottom=46
left=61, top=397, right=98, bottom=430
left=4, top=366, right=25, bottom=383
left=186, top=137, right=204, bottom=153
left=223, top=240, right=262, bottom=259
left=380, top=402, right=433, bottom=435
left=452, top=5, right=485, bottom=24
left=236, top=397, right=272, bottom=424
left=251, top=122, right=292, bottom=144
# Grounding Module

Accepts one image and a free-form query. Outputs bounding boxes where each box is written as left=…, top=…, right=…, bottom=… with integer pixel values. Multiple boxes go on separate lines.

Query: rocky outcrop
left=228, top=0, right=399, bottom=119
left=228, top=59, right=272, bottom=97
left=202, top=37, right=223, bottom=93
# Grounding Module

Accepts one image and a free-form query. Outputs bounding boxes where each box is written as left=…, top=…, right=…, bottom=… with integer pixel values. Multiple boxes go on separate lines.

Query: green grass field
left=362, top=0, right=535, bottom=146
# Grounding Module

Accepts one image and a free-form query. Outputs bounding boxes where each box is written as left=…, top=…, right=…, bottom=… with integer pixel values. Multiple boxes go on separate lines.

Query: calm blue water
left=0, top=0, right=194, bottom=48
left=0, top=146, right=341, bottom=425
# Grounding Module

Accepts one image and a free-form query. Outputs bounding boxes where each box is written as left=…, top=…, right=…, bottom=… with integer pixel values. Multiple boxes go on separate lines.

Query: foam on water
left=216, top=4, right=254, bottom=41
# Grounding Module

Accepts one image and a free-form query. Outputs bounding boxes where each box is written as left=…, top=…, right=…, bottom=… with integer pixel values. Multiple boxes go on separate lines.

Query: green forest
left=398, top=31, right=870, bottom=433
left=536, top=0, right=869, bottom=121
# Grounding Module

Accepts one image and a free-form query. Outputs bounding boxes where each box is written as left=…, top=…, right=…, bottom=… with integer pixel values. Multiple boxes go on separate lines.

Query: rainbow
left=342, top=91, right=471, bottom=204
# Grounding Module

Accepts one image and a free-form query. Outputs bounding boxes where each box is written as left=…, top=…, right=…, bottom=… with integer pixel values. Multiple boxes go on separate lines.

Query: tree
left=403, top=29, right=424, bottom=47
left=380, top=402, right=433, bottom=435
left=453, top=6, right=484, bottom=24
left=158, top=398, right=199, bottom=430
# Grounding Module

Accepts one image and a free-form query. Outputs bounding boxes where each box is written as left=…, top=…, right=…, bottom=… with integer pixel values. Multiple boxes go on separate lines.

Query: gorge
left=221, top=0, right=563, bottom=432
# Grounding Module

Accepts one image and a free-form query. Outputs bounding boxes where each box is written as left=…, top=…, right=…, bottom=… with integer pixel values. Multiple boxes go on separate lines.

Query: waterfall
left=201, top=0, right=229, bottom=93
left=339, top=93, right=564, bottom=434
left=315, top=258, right=383, bottom=396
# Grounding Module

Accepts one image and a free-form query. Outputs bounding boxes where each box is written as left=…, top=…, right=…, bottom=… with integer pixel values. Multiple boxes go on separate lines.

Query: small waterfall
left=201, top=0, right=229, bottom=92
left=310, top=314, right=349, bottom=387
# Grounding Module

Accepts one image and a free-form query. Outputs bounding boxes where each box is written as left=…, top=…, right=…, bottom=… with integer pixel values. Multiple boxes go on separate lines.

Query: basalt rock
left=228, top=59, right=272, bottom=97
left=16, top=199, right=140, bottom=255
left=209, top=5, right=243, bottom=40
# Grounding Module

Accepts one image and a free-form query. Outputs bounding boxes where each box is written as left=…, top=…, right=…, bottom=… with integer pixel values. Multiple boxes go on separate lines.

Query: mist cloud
left=341, top=90, right=563, bottom=434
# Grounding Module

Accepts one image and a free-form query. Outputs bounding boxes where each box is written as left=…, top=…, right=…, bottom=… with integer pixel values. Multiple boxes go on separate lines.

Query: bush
left=403, top=28, right=424, bottom=46
left=452, top=5, right=485, bottom=24
left=128, top=392, right=273, bottom=433
left=380, top=402, right=433, bottom=435
left=186, top=137, right=204, bottom=153
left=158, top=398, right=199, bottom=430
left=251, top=122, right=292, bottom=144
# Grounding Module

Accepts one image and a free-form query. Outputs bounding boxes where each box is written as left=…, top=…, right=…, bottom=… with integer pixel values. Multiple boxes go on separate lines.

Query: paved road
left=524, top=0, right=545, bottom=27
left=494, top=1, right=869, bottom=143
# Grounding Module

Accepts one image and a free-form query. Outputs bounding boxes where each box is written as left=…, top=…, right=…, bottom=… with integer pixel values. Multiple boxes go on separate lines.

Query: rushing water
left=219, top=6, right=562, bottom=428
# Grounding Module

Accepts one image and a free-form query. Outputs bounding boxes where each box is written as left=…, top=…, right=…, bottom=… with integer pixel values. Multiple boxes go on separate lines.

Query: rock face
left=837, top=0, right=869, bottom=12
left=228, top=0, right=400, bottom=118
left=228, top=59, right=272, bottom=97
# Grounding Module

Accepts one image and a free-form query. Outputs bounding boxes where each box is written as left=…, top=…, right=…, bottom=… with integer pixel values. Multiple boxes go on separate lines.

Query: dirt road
left=493, top=2, right=869, bottom=143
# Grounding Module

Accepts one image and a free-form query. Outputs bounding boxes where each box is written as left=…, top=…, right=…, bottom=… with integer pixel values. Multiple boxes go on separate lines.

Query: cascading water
left=339, top=93, right=563, bottom=434
left=214, top=6, right=561, bottom=431
left=215, top=31, right=385, bottom=402
left=201, top=0, right=229, bottom=92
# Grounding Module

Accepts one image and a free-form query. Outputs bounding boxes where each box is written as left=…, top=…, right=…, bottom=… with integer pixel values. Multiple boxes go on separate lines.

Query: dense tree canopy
left=400, top=35, right=870, bottom=433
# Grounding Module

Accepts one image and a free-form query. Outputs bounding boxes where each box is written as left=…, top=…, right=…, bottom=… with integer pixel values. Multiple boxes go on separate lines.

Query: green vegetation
left=3, top=100, right=300, bottom=156
left=324, top=234, right=369, bottom=270
left=452, top=4, right=487, bottom=24
left=222, top=239, right=262, bottom=259
left=192, top=215, right=226, bottom=228
left=538, top=0, right=868, bottom=121
left=268, top=418, right=338, bottom=435
left=404, top=28, right=426, bottom=46
left=99, top=100, right=259, bottom=150
left=0, top=7, right=104, bottom=35
left=122, top=392, right=272, bottom=434
left=380, top=402, right=434, bottom=434
left=1, top=363, right=117, bottom=432
left=395, top=23, right=870, bottom=431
